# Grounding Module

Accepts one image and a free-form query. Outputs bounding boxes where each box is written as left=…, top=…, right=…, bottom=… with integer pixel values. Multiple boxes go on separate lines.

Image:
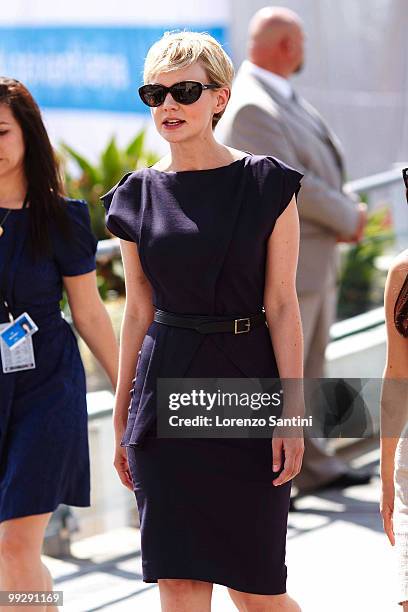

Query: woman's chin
left=160, top=131, right=190, bottom=144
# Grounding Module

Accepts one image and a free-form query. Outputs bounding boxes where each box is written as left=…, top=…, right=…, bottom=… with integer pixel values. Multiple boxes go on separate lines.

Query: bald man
left=221, top=7, right=371, bottom=493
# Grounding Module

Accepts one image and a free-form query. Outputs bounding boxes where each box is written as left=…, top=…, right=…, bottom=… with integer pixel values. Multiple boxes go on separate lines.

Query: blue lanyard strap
left=0, top=195, right=29, bottom=321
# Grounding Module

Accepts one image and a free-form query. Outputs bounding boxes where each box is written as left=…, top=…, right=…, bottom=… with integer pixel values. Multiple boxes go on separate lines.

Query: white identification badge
left=0, top=312, right=38, bottom=350
left=0, top=321, right=36, bottom=373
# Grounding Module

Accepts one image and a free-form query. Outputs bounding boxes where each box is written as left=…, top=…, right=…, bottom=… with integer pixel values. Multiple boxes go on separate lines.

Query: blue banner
left=0, top=26, right=228, bottom=113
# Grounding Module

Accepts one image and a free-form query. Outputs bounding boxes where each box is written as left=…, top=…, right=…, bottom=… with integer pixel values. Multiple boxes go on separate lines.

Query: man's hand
left=336, top=202, right=368, bottom=244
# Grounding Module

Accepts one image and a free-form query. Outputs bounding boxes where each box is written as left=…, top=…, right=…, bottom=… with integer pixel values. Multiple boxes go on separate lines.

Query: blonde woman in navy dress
left=0, top=78, right=118, bottom=609
left=103, top=32, right=304, bottom=611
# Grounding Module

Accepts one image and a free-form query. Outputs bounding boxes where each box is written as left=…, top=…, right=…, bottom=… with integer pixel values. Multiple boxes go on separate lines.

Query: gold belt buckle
left=234, top=317, right=251, bottom=334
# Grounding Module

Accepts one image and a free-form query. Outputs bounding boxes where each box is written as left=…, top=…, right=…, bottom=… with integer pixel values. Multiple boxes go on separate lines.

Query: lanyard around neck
left=0, top=194, right=29, bottom=322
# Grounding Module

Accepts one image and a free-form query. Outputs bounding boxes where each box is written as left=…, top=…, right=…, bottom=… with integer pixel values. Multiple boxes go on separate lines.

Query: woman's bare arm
left=113, top=239, right=155, bottom=438
left=263, top=196, right=303, bottom=380
left=63, top=270, right=119, bottom=389
left=381, top=257, right=408, bottom=483
left=263, top=196, right=304, bottom=485
left=380, top=254, right=408, bottom=544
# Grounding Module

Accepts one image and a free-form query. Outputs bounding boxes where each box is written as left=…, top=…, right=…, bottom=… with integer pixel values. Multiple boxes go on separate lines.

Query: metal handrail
left=96, top=236, right=120, bottom=260
left=345, top=165, right=405, bottom=194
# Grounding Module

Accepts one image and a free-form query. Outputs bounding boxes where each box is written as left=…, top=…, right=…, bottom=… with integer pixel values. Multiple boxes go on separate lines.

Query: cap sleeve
left=251, top=155, right=303, bottom=236
left=54, top=199, right=97, bottom=276
left=272, top=156, right=303, bottom=218
left=100, top=172, right=141, bottom=244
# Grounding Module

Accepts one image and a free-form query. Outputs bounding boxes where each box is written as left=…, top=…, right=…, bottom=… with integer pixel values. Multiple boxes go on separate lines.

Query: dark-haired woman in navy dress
left=0, top=78, right=118, bottom=609
left=103, top=32, right=304, bottom=612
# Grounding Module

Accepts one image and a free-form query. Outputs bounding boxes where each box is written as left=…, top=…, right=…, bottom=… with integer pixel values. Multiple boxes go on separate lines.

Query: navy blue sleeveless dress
left=102, top=155, right=303, bottom=595
left=0, top=199, right=97, bottom=523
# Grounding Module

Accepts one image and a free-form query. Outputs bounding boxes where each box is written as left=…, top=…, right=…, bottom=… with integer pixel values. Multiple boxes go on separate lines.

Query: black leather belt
left=154, top=308, right=266, bottom=334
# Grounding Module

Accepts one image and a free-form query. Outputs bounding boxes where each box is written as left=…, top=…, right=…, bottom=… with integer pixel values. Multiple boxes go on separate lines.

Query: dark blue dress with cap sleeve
left=102, top=154, right=303, bottom=595
left=0, top=198, right=97, bottom=522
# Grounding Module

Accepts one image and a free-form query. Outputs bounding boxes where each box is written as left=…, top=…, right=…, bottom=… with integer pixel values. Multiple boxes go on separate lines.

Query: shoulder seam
left=63, top=197, right=87, bottom=206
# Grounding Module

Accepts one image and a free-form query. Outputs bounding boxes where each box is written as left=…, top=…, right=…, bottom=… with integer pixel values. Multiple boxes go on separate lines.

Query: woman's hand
left=271, top=431, right=304, bottom=486
left=113, top=445, right=134, bottom=491
left=380, top=481, right=395, bottom=546
left=113, top=421, right=134, bottom=491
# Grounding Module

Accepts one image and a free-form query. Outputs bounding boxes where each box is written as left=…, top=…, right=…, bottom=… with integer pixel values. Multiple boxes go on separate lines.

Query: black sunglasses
left=403, top=168, right=408, bottom=203
left=138, top=80, right=219, bottom=107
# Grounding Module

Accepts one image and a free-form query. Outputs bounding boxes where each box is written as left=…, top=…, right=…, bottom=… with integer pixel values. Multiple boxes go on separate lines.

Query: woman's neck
left=0, top=171, right=27, bottom=209
left=165, top=137, right=233, bottom=172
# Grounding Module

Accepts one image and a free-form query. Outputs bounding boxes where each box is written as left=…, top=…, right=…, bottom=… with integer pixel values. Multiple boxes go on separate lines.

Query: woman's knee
left=158, top=579, right=213, bottom=612
left=0, top=529, right=30, bottom=568
left=228, top=590, right=301, bottom=612
left=159, top=578, right=212, bottom=596
left=0, top=521, right=43, bottom=568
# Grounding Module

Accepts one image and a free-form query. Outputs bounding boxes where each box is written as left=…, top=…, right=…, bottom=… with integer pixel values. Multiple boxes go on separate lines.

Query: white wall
left=229, top=0, right=408, bottom=180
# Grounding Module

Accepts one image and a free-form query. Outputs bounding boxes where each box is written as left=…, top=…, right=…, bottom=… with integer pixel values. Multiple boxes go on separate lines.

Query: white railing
left=347, top=163, right=408, bottom=252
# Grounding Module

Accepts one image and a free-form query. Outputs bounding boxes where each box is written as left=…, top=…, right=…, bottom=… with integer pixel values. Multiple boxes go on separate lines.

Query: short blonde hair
left=143, top=30, right=235, bottom=129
